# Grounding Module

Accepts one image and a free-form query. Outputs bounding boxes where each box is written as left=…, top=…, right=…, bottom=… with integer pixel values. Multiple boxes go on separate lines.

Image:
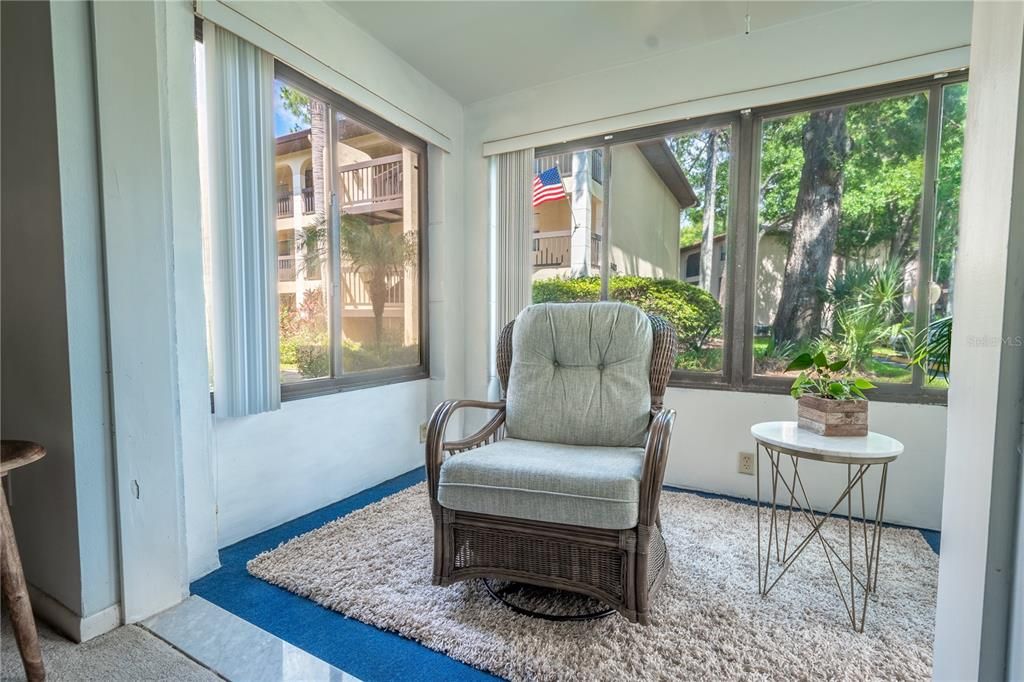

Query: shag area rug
left=248, top=483, right=937, bottom=681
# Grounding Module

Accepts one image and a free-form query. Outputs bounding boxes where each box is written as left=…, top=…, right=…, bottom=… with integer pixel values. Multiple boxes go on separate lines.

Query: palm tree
left=299, top=213, right=416, bottom=348
left=340, top=215, right=416, bottom=347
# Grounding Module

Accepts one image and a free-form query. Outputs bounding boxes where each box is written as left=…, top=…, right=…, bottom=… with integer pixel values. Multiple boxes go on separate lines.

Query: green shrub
left=279, top=337, right=299, bottom=366
left=295, top=333, right=329, bottom=378
left=342, top=338, right=419, bottom=372
left=532, top=275, right=722, bottom=351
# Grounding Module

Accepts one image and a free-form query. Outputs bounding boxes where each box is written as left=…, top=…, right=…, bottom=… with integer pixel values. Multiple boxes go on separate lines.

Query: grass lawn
left=675, top=336, right=948, bottom=388
left=863, top=357, right=912, bottom=383
left=676, top=348, right=722, bottom=372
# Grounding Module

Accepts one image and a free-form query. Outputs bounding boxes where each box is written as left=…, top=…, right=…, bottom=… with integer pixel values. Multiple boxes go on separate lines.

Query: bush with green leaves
left=818, top=259, right=914, bottom=373
left=910, top=314, right=952, bottom=381
left=295, top=333, right=330, bottom=378
left=786, top=351, right=876, bottom=400
left=341, top=338, right=419, bottom=373
left=280, top=289, right=330, bottom=378
left=532, top=275, right=721, bottom=351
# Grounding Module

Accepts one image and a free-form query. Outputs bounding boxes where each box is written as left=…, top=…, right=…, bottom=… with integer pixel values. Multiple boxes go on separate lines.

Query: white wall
left=167, top=6, right=220, bottom=582
left=197, top=1, right=466, bottom=552
left=49, top=0, right=120, bottom=628
left=215, top=380, right=428, bottom=546
left=461, top=2, right=971, bottom=525
left=1012, top=412, right=1024, bottom=680
left=475, top=2, right=971, bottom=155
left=933, top=2, right=1024, bottom=678
left=198, top=0, right=460, bottom=151
left=664, top=389, right=947, bottom=529
left=1, top=0, right=121, bottom=641
left=92, top=0, right=202, bottom=621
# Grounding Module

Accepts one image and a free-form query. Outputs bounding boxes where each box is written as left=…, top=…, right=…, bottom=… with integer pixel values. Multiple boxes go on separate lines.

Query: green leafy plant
left=820, top=259, right=913, bottom=371
left=339, top=215, right=417, bottom=348
left=532, top=275, right=722, bottom=352
left=341, top=338, right=419, bottom=373
left=302, top=213, right=417, bottom=349
left=909, top=315, right=952, bottom=381
left=786, top=350, right=876, bottom=400
left=753, top=335, right=800, bottom=373
left=280, top=289, right=330, bottom=379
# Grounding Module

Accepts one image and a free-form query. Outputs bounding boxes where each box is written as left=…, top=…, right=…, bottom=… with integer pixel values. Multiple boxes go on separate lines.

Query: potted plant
left=786, top=351, right=876, bottom=436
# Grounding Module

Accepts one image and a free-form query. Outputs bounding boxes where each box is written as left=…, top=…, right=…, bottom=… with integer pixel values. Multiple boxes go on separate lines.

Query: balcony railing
left=534, top=151, right=603, bottom=184
left=278, top=256, right=295, bottom=282
left=532, top=230, right=602, bottom=269
left=533, top=231, right=570, bottom=267
left=339, top=154, right=403, bottom=214
left=342, top=268, right=404, bottom=307
left=591, top=149, right=603, bottom=184
left=302, top=187, right=315, bottom=215
left=276, top=194, right=293, bottom=219
left=535, top=152, right=574, bottom=178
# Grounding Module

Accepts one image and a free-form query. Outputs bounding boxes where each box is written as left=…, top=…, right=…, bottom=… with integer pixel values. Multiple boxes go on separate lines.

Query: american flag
left=532, top=166, right=566, bottom=207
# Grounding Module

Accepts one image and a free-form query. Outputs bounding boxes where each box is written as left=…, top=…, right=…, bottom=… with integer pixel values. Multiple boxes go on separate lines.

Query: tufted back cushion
left=505, top=302, right=653, bottom=447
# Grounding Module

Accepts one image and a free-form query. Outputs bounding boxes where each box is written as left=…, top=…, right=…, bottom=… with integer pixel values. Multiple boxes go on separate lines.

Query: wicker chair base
left=432, top=508, right=670, bottom=625
left=481, top=579, right=617, bottom=621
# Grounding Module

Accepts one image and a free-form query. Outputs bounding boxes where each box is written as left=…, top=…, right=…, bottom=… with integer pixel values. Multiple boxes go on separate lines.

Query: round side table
left=750, top=421, right=903, bottom=632
left=2, top=440, right=46, bottom=681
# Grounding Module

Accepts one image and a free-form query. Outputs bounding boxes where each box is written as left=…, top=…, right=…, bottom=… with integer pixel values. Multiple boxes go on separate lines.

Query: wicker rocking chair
left=426, top=302, right=677, bottom=624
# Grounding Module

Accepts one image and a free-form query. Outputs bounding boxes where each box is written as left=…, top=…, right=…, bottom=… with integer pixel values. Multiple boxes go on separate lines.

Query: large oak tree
left=772, top=107, right=849, bottom=344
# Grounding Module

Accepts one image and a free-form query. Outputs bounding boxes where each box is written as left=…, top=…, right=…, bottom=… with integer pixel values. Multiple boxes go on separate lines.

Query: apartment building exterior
left=274, top=123, right=418, bottom=348
left=532, top=142, right=697, bottom=282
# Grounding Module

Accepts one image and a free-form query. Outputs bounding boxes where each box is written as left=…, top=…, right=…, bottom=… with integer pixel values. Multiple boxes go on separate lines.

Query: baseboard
left=27, top=584, right=122, bottom=643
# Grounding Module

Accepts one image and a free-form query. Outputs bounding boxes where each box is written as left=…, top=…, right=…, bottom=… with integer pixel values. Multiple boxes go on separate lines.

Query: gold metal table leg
left=755, top=444, right=890, bottom=632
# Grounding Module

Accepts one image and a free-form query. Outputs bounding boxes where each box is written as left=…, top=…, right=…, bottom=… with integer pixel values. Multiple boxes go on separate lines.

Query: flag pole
left=558, top=164, right=581, bottom=234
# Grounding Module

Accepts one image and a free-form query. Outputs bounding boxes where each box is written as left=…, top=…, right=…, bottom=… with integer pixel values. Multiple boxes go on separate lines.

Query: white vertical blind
left=489, top=148, right=534, bottom=397
left=203, top=23, right=279, bottom=416
left=493, top=149, right=534, bottom=328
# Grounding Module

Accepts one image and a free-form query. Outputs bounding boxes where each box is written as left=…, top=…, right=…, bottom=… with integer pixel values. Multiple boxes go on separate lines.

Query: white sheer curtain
left=488, top=148, right=534, bottom=398
left=203, top=24, right=279, bottom=417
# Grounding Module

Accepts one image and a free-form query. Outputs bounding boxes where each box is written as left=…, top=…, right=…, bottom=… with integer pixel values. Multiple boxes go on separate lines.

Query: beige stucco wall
left=680, top=238, right=727, bottom=301
left=534, top=196, right=571, bottom=233
left=753, top=232, right=787, bottom=330
left=607, top=144, right=681, bottom=278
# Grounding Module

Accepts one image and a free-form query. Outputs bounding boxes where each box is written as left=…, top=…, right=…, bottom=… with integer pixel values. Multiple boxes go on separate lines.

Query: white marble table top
left=750, top=421, right=903, bottom=464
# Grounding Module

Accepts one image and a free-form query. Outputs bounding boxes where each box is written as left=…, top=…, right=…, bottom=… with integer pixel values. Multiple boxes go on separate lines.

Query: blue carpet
left=193, top=468, right=940, bottom=681
left=191, top=468, right=497, bottom=681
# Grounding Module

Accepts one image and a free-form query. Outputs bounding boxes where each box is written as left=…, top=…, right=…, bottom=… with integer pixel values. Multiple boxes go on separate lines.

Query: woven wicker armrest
left=638, top=408, right=676, bottom=527
left=425, top=400, right=507, bottom=501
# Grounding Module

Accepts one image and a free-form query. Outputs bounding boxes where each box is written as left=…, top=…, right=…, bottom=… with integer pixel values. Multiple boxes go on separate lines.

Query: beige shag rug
left=248, top=483, right=937, bottom=681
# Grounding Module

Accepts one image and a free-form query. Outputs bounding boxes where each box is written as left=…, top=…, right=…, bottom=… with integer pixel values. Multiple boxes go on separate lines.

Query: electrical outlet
left=419, top=422, right=428, bottom=443
left=738, top=452, right=755, bottom=475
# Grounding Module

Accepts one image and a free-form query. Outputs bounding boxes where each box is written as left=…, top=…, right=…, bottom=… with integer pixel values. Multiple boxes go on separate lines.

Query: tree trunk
left=887, top=207, right=919, bottom=266
left=772, top=108, right=848, bottom=344
left=369, top=271, right=387, bottom=347
left=310, top=100, right=327, bottom=216
left=699, top=130, right=718, bottom=292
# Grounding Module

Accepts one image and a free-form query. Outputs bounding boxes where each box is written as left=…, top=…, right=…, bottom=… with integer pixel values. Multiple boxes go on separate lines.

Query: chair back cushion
left=505, top=302, right=653, bottom=447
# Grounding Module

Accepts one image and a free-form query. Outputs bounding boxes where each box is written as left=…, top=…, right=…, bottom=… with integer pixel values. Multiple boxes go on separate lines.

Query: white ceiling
left=330, top=1, right=861, bottom=104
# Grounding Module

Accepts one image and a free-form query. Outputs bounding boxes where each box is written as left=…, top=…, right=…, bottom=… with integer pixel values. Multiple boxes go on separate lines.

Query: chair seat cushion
left=436, top=438, right=644, bottom=530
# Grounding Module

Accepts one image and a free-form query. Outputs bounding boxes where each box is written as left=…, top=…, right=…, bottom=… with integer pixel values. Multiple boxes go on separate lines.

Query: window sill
left=280, top=366, right=429, bottom=402
left=667, top=372, right=948, bottom=406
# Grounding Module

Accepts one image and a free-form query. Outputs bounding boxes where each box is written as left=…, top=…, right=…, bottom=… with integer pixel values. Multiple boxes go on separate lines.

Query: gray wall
left=2, top=0, right=83, bottom=615
left=1, top=0, right=119, bottom=630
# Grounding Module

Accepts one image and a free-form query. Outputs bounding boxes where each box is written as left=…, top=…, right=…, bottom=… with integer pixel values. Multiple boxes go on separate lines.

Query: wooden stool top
left=1, top=441, right=46, bottom=476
